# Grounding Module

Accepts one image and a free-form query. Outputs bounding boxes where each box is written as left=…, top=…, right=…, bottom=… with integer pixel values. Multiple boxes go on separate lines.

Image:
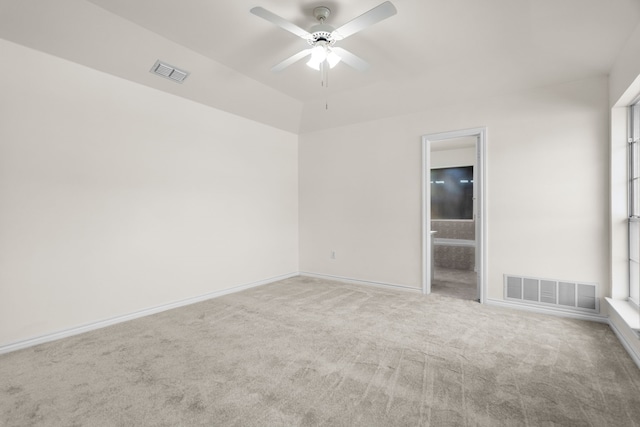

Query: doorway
left=421, top=128, right=486, bottom=303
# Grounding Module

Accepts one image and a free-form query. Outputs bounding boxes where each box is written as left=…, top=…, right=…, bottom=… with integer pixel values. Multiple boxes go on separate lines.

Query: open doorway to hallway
left=422, top=128, right=486, bottom=302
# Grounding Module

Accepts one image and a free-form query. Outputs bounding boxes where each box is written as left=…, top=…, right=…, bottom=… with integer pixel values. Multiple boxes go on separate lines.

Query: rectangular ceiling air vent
left=150, top=60, right=189, bottom=83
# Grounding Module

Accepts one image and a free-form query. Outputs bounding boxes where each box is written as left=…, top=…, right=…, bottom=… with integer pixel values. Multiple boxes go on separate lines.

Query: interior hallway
left=431, top=267, right=478, bottom=301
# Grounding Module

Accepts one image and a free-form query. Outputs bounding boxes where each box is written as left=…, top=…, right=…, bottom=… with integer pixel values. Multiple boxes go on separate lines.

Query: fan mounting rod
left=309, top=6, right=335, bottom=45
left=313, top=6, right=331, bottom=22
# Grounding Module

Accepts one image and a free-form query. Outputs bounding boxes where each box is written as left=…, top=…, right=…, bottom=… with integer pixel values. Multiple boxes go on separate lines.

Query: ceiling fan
left=250, top=2, right=397, bottom=74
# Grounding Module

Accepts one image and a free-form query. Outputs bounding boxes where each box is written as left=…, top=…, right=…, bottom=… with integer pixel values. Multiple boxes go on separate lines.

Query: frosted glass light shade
left=327, top=50, right=341, bottom=68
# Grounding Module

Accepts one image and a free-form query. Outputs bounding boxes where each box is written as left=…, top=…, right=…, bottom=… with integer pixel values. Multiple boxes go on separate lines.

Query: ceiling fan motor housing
left=308, top=24, right=336, bottom=45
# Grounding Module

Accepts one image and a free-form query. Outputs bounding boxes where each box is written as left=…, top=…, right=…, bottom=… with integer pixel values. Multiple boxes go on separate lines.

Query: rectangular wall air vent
left=504, top=274, right=599, bottom=313
left=150, top=60, right=189, bottom=83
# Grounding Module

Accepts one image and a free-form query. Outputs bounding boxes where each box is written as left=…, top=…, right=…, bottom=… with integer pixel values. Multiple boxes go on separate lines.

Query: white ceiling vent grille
left=150, top=60, right=189, bottom=83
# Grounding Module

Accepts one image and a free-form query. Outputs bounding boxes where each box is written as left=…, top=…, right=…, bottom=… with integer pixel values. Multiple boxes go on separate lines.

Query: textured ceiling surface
left=1, top=0, right=639, bottom=132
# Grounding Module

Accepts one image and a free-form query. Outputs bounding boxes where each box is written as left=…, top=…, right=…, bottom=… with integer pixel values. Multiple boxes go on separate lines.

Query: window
left=430, top=166, right=474, bottom=220
left=628, top=103, right=640, bottom=307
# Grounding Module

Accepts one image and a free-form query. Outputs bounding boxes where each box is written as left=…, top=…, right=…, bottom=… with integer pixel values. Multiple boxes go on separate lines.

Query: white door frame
left=421, top=127, right=487, bottom=303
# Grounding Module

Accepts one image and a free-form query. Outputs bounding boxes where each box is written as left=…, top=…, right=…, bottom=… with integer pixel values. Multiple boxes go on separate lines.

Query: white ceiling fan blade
left=250, top=7, right=311, bottom=39
left=331, top=47, right=370, bottom=72
left=271, top=49, right=313, bottom=72
left=331, top=1, right=397, bottom=40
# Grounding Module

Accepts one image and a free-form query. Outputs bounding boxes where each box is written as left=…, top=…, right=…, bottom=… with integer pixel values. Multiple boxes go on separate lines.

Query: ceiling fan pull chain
left=325, top=63, right=330, bottom=110
left=324, top=60, right=329, bottom=88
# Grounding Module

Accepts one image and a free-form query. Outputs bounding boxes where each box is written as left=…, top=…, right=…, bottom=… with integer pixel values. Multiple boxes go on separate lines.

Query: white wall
left=610, top=21, right=640, bottom=108
left=299, top=77, right=609, bottom=298
left=0, top=40, right=299, bottom=347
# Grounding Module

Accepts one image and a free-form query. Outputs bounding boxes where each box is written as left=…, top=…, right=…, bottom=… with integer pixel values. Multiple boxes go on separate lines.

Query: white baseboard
left=0, top=272, right=298, bottom=355
left=486, top=298, right=609, bottom=323
left=605, top=298, right=640, bottom=370
left=299, top=271, right=421, bottom=293
left=608, top=317, right=640, bottom=370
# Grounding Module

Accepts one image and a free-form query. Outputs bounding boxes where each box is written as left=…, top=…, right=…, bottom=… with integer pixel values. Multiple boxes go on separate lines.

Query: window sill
left=605, top=298, right=640, bottom=337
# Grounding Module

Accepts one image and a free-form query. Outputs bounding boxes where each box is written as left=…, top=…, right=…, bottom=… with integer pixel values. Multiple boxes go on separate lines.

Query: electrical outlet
left=331, top=250, right=336, bottom=259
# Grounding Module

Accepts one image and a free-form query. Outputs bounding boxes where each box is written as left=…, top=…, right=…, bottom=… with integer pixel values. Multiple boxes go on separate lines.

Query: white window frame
left=628, top=103, right=640, bottom=308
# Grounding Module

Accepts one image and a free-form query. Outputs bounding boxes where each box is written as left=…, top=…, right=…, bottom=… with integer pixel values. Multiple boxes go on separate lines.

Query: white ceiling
left=1, top=0, right=639, bottom=133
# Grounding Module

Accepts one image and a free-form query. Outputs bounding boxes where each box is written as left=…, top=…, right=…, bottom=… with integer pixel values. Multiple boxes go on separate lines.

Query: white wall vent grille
left=504, top=274, right=599, bottom=313
left=150, top=60, right=189, bottom=83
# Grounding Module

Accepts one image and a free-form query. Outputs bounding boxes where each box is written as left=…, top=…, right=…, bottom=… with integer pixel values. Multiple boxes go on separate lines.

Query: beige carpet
left=1, top=276, right=639, bottom=426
